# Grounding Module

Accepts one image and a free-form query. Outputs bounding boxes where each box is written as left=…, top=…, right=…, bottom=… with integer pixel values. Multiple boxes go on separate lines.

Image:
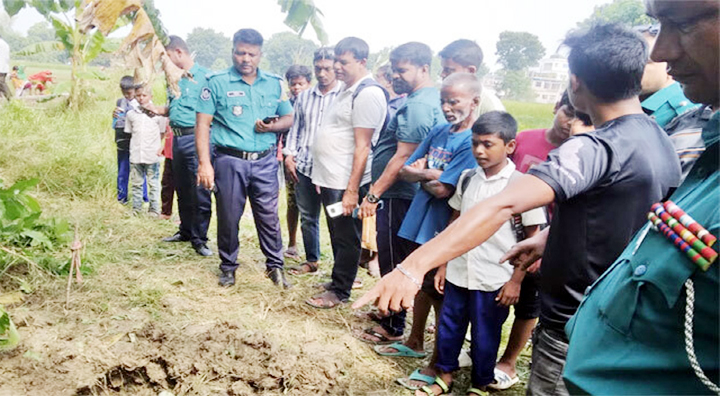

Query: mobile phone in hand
left=262, top=115, right=279, bottom=124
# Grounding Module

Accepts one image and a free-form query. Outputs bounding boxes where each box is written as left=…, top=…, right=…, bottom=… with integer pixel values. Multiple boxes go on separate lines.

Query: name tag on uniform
left=227, top=91, right=245, bottom=97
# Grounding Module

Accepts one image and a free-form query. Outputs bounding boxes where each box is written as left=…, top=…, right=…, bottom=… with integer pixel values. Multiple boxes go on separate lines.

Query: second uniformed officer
left=151, top=36, right=213, bottom=257
left=195, top=28, right=293, bottom=288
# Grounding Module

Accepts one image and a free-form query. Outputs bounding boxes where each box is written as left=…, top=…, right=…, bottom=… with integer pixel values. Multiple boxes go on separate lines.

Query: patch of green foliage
left=0, top=178, right=71, bottom=250
left=503, top=100, right=555, bottom=132
left=0, top=305, right=21, bottom=351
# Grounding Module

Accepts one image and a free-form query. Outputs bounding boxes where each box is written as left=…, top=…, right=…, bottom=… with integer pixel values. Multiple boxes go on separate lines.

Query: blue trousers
left=172, top=134, right=212, bottom=247
left=295, top=172, right=322, bottom=263
left=117, top=148, right=147, bottom=203
left=319, top=183, right=368, bottom=301
left=436, top=281, right=509, bottom=387
left=377, top=198, right=417, bottom=336
left=215, top=151, right=284, bottom=272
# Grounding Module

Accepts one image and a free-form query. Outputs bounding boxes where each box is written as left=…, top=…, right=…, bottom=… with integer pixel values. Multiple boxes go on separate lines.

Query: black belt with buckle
left=217, top=146, right=275, bottom=161
left=171, top=126, right=195, bottom=137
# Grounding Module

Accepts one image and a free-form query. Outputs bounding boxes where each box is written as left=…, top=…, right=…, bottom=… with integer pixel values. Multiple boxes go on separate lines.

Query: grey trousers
left=527, top=324, right=570, bottom=396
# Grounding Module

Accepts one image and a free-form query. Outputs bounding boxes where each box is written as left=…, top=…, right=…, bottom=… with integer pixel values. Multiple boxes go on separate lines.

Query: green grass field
left=0, top=63, right=556, bottom=394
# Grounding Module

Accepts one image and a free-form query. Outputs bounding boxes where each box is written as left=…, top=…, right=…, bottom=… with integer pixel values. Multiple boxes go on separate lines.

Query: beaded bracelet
left=396, top=264, right=422, bottom=289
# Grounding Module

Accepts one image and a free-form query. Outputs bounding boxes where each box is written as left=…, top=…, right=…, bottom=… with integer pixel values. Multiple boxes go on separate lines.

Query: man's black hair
left=472, top=111, right=518, bottom=143
left=285, top=64, right=312, bottom=83
left=389, top=42, right=433, bottom=68
left=334, top=37, right=369, bottom=61
left=119, top=75, right=136, bottom=90
left=376, top=64, right=393, bottom=83
left=564, top=24, right=648, bottom=102
left=314, top=47, right=334, bottom=62
left=438, top=39, right=484, bottom=68
left=233, top=28, right=263, bottom=47
left=560, top=90, right=593, bottom=126
left=165, top=35, right=189, bottom=53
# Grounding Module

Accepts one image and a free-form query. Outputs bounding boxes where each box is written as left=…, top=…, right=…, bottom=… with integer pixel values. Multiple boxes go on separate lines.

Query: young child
left=124, top=85, right=166, bottom=216
left=419, top=111, right=546, bottom=396
left=113, top=76, right=147, bottom=204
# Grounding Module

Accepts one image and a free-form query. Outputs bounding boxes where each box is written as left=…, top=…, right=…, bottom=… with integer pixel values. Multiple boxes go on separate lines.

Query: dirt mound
left=2, top=320, right=342, bottom=396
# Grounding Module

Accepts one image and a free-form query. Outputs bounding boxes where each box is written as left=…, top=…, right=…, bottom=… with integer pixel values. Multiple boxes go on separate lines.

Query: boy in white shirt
left=124, top=85, right=166, bottom=216
left=420, top=111, right=546, bottom=396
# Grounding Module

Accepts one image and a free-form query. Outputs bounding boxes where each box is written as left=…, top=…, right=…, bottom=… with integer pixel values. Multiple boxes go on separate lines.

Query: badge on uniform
left=200, top=87, right=211, bottom=101
left=233, top=105, right=243, bottom=116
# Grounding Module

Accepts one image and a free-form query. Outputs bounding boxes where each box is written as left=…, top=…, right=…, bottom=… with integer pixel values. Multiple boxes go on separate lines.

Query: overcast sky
left=8, top=0, right=614, bottom=69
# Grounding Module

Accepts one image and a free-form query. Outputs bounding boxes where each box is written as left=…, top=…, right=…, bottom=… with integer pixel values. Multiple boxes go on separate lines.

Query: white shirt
left=311, top=74, right=387, bottom=189
left=0, top=39, right=10, bottom=74
left=446, top=160, right=546, bottom=291
left=124, top=103, right=166, bottom=164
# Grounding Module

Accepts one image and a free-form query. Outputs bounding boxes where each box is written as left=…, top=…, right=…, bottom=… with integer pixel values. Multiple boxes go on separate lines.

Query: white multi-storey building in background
left=529, top=54, right=569, bottom=104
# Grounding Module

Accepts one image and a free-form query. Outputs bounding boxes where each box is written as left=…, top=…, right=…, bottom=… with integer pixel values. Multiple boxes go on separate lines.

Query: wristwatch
left=366, top=192, right=380, bottom=204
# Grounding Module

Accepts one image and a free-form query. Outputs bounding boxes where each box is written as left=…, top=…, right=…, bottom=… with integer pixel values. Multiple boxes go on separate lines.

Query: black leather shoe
left=267, top=268, right=292, bottom=289
left=218, top=270, right=235, bottom=287
left=163, top=232, right=190, bottom=243
left=193, top=243, right=213, bottom=257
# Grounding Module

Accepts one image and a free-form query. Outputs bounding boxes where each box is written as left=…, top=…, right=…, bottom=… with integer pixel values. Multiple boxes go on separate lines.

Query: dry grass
left=0, top=82, right=543, bottom=394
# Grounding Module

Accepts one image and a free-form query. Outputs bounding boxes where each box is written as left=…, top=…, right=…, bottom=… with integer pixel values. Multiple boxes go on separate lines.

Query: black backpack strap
left=507, top=170, right=526, bottom=242
left=460, top=168, right=477, bottom=195
left=352, top=78, right=391, bottom=134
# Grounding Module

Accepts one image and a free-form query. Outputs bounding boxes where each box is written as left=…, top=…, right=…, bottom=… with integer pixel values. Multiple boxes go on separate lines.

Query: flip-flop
left=353, top=327, right=402, bottom=345
left=419, top=376, right=452, bottom=395
left=467, top=387, right=489, bottom=396
left=354, top=310, right=385, bottom=323
left=374, top=342, right=427, bottom=358
left=396, top=369, right=435, bottom=391
left=305, top=291, right=346, bottom=309
left=487, top=367, right=519, bottom=390
left=287, top=262, right=318, bottom=275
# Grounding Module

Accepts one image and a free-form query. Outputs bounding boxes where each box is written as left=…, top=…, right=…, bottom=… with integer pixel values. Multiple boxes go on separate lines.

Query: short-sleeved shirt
left=371, top=87, right=444, bottom=200
left=476, top=89, right=505, bottom=117
left=124, top=104, right=166, bottom=164
left=664, top=104, right=711, bottom=180
left=397, top=123, right=477, bottom=244
left=168, top=63, right=210, bottom=128
left=641, top=82, right=699, bottom=129
left=527, top=114, right=682, bottom=331
left=563, top=111, right=719, bottom=395
left=311, top=75, right=387, bottom=190
left=197, top=67, right=292, bottom=152
left=283, top=82, right=344, bottom=177
left=512, top=128, right=556, bottom=174
left=446, top=160, right=546, bottom=291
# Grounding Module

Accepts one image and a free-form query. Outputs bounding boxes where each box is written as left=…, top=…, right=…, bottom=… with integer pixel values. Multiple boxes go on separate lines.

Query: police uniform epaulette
left=205, top=69, right=230, bottom=80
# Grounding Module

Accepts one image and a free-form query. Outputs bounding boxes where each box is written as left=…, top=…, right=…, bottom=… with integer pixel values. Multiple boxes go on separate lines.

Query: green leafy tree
left=496, top=31, right=546, bottom=71
left=577, top=0, right=652, bottom=29
left=26, top=21, right=55, bottom=42
left=499, top=69, right=535, bottom=101
left=262, top=31, right=317, bottom=76
left=186, top=27, right=232, bottom=69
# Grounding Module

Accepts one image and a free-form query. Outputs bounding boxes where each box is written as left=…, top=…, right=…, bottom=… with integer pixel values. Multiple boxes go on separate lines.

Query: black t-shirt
left=528, top=114, right=682, bottom=331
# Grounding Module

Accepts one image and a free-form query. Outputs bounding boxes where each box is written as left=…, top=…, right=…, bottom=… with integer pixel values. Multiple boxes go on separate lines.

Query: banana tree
left=278, top=0, right=329, bottom=45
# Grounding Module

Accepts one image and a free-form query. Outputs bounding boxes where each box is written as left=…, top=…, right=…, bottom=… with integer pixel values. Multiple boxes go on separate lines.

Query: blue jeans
left=117, top=147, right=147, bottom=203
left=436, top=281, right=509, bottom=387
left=295, top=172, right=322, bottom=263
left=130, top=162, right=161, bottom=213
left=319, top=183, right=368, bottom=301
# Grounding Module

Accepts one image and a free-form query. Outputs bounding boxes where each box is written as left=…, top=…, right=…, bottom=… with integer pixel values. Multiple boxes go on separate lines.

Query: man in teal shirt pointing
left=195, top=28, right=293, bottom=288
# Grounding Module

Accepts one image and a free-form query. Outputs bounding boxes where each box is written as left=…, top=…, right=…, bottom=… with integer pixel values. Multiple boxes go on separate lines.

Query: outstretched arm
left=353, top=174, right=555, bottom=313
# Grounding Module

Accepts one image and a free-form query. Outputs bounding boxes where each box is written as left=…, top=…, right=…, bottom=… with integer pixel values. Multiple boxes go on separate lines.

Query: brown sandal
left=287, top=261, right=318, bottom=275
left=305, top=291, right=347, bottom=309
